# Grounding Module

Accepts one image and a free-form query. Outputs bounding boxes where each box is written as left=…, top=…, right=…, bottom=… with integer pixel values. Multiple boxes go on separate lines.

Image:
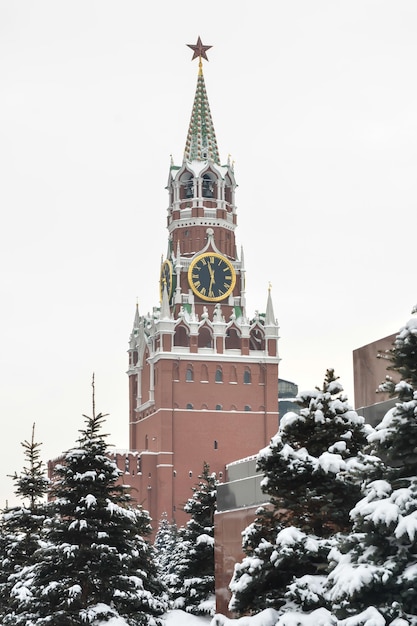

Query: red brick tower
left=124, top=39, right=280, bottom=528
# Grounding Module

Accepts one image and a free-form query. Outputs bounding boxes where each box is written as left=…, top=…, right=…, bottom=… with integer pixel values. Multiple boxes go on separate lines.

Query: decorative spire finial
left=187, top=36, right=212, bottom=62
left=265, top=285, right=276, bottom=326
left=183, top=37, right=220, bottom=164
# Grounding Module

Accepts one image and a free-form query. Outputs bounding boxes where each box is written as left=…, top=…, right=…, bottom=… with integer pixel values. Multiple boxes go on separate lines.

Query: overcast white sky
left=1, top=0, right=416, bottom=507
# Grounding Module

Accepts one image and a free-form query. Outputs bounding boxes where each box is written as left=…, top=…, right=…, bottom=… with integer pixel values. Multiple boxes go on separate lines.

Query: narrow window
left=215, top=367, right=223, bottom=382
left=173, top=362, right=180, bottom=381
left=186, top=366, right=194, bottom=382
left=201, top=364, right=209, bottom=381
left=244, top=369, right=251, bottom=384
left=214, top=440, right=218, bottom=449
left=185, top=177, right=193, bottom=198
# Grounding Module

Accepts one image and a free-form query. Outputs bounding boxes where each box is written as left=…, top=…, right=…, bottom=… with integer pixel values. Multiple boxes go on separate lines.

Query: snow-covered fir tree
left=327, top=310, right=417, bottom=625
left=153, top=512, right=178, bottom=579
left=0, top=424, right=49, bottom=621
left=229, top=369, right=373, bottom=619
left=227, top=505, right=288, bottom=615
left=7, top=400, right=166, bottom=626
left=165, top=461, right=217, bottom=617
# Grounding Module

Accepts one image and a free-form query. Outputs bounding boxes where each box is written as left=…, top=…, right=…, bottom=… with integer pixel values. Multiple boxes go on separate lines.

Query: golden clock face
left=160, top=260, right=173, bottom=300
left=188, top=253, right=236, bottom=302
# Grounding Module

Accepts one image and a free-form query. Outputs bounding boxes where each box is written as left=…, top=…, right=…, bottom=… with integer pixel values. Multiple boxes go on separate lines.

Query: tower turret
left=125, top=39, right=280, bottom=530
left=164, top=43, right=240, bottom=322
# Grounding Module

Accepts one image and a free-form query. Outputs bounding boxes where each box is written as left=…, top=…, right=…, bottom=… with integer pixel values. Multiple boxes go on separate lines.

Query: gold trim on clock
left=188, top=252, right=236, bottom=302
left=160, top=259, right=173, bottom=301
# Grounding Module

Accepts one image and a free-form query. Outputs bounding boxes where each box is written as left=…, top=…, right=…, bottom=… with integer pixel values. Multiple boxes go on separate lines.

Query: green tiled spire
left=184, top=59, right=220, bottom=164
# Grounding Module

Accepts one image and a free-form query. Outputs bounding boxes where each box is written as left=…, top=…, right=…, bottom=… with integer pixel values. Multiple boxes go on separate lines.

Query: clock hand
left=208, top=262, right=215, bottom=293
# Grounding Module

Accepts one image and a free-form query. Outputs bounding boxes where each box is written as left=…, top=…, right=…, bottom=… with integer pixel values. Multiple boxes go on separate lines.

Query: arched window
left=214, top=440, right=218, bottom=449
left=201, top=364, right=209, bottom=382
left=173, top=362, right=179, bottom=381
left=230, top=365, right=237, bottom=384
left=174, top=325, right=189, bottom=347
left=202, top=173, right=214, bottom=198
left=225, top=327, right=240, bottom=350
left=244, top=369, right=251, bottom=384
left=215, top=367, right=223, bottom=383
left=185, top=179, right=193, bottom=198
left=215, top=404, right=222, bottom=411
left=186, top=366, right=193, bottom=382
left=244, top=405, right=251, bottom=411
left=250, top=327, right=265, bottom=351
left=186, top=403, right=193, bottom=410
left=198, top=326, right=213, bottom=348
left=181, top=173, right=193, bottom=199
left=189, top=471, right=193, bottom=478
left=225, top=183, right=232, bottom=205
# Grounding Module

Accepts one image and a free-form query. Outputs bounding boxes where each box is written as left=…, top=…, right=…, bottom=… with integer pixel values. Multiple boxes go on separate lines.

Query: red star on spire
left=187, top=36, right=212, bottom=62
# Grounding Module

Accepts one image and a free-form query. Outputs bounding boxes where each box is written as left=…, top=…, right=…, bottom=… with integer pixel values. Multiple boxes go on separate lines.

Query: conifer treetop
left=9, top=422, right=48, bottom=509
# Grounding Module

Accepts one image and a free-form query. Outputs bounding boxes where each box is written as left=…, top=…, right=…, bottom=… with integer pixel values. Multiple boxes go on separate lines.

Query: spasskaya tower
left=124, top=38, right=280, bottom=528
